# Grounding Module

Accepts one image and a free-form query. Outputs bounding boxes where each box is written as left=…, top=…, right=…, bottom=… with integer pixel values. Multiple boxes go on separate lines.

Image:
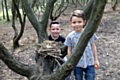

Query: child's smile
left=70, top=16, right=86, bottom=32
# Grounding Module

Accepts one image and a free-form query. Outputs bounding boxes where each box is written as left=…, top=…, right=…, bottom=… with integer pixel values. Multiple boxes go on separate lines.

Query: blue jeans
left=74, top=65, right=95, bottom=80
left=65, top=75, right=70, bottom=80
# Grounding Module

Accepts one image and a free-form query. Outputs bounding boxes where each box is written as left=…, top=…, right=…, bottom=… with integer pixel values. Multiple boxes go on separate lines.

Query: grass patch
left=111, top=12, right=120, bottom=21
left=0, top=9, right=23, bottom=26
left=0, top=10, right=12, bottom=26
left=112, top=16, right=120, bottom=21
left=0, top=9, right=12, bottom=18
left=0, top=19, right=12, bottom=26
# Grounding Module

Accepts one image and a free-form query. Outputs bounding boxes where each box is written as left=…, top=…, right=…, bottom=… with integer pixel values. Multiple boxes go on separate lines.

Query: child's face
left=70, top=16, right=86, bottom=32
left=49, top=24, right=62, bottom=38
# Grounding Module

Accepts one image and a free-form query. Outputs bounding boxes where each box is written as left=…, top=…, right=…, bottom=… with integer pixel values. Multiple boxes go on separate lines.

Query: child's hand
left=94, top=60, right=100, bottom=69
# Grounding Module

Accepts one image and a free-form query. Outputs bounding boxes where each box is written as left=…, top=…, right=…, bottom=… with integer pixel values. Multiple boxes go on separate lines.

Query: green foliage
left=119, top=11, right=120, bottom=14
left=0, top=9, right=12, bottom=17
left=0, top=19, right=11, bottom=26
left=112, top=12, right=120, bottom=20
left=54, top=1, right=61, bottom=6
left=0, top=9, right=23, bottom=19
left=112, top=17, right=120, bottom=21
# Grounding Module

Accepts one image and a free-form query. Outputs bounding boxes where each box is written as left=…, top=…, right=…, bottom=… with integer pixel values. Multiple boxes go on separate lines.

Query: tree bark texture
left=4, top=0, right=10, bottom=21
left=50, top=0, right=69, bottom=21
left=0, top=43, right=36, bottom=79
left=1, top=0, right=5, bottom=19
left=83, top=0, right=94, bottom=21
left=12, top=0, right=27, bottom=48
left=21, top=0, right=57, bottom=43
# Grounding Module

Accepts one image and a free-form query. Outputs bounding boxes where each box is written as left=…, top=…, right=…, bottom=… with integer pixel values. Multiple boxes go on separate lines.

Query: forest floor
left=0, top=3, right=120, bottom=80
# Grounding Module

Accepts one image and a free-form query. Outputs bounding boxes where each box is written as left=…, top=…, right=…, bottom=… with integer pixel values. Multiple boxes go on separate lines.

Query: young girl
left=64, top=10, right=100, bottom=80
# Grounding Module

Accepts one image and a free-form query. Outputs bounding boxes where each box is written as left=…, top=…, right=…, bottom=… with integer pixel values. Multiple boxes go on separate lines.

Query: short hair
left=70, top=10, right=86, bottom=21
left=50, top=21, right=60, bottom=28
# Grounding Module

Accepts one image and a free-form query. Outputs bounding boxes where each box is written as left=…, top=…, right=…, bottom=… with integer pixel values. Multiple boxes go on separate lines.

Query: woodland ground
left=0, top=3, right=120, bottom=80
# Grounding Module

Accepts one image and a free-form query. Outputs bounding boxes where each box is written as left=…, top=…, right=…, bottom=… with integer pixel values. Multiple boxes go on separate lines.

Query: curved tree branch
left=38, top=0, right=57, bottom=43
left=12, top=0, right=27, bottom=48
left=50, top=0, right=69, bottom=21
left=0, top=43, right=36, bottom=79
left=83, top=0, right=94, bottom=21
left=21, top=0, right=57, bottom=43
left=21, top=0, right=40, bottom=37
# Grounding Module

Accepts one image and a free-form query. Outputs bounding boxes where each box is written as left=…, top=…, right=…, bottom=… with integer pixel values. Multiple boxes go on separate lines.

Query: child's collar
left=51, top=35, right=59, bottom=40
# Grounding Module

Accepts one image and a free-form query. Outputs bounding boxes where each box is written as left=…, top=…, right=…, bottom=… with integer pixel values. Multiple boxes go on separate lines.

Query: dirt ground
left=0, top=3, right=120, bottom=80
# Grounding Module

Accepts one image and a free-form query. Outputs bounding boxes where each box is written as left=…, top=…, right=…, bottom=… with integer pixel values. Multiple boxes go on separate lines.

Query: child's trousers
left=74, top=65, right=95, bottom=80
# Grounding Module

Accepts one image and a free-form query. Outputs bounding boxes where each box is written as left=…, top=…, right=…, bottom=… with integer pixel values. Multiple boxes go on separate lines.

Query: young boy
left=35, top=21, right=65, bottom=62
left=48, top=21, right=68, bottom=63
left=64, top=10, right=100, bottom=80
left=48, top=21, right=65, bottom=43
left=49, top=21, right=70, bottom=80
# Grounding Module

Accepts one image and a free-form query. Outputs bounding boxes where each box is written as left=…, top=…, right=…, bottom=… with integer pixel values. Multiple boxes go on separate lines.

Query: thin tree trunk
left=112, top=0, right=118, bottom=10
left=12, top=0, right=18, bottom=45
left=83, top=0, right=94, bottom=21
left=12, top=0, right=26, bottom=48
left=4, top=0, right=10, bottom=21
left=1, top=0, right=5, bottom=19
left=50, top=0, right=69, bottom=21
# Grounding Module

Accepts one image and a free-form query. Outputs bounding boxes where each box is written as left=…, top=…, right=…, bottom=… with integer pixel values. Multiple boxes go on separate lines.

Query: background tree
left=0, top=0, right=107, bottom=80
left=50, top=0, right=69, bottom=21
left=12, top=0, right=27, bottom=48
left=11, top=0, right=69, bottom=48
left=4, top=0, right=10, bottom=21
left=68, top=0, right=89, bottom=8
left=111, top=0, right=120, bottom=10
left=1, top=0, right=5, bottom=19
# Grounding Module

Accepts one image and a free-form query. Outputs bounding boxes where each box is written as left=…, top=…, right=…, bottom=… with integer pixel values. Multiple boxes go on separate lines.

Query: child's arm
left=67, top=46, right=72, bottom=58
left=92, top=42, right=100, bottom=69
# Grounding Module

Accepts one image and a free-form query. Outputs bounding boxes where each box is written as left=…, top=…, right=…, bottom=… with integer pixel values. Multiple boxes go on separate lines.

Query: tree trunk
left=50, top=0, right=69, bottom=21
left=12, top=0, right=27, bottom=48
left=0, top=43, right=36, bottom=79
left=112, top=0, right=118, bottom=10
left=1, top=0, right=5, bottom=19
left=12, top=0, right=19, bottom=47
left=38, top=0, right=57, bottom=43
left=4, top=0, right=10, bottom=21
left=21, top=0, right=40, bottom=42
left=83, top=0, right=94, bottom=21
